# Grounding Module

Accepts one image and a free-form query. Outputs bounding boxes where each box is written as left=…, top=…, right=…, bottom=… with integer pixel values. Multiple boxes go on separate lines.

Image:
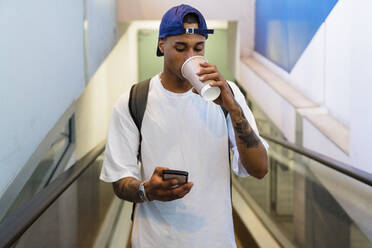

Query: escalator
left=1, top=105, right=371, bottom=248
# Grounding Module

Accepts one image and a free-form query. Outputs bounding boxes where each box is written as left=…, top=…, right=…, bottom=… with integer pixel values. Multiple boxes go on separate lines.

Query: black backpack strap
left=128, top=78, right=151, bottom=221
left=129, top=79, right=151, bottom=135
left=129, top=79, right=151, bottom=160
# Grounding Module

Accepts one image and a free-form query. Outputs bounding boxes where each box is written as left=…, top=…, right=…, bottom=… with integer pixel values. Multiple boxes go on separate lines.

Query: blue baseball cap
left=157, top=4, right=214, bottom=56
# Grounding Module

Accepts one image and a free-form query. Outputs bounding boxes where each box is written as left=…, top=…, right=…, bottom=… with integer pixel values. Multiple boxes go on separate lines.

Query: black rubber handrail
left=0, top=140, right=106, bottom=248
left=261, top=134, right=372, bottom=187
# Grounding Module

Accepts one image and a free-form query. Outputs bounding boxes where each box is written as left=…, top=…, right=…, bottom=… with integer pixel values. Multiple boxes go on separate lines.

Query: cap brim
left=156, top=46, right=164, bottom=57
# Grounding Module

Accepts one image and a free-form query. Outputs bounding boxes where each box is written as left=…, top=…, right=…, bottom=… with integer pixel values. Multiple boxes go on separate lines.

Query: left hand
left=194, top=62, right=238, bottom=112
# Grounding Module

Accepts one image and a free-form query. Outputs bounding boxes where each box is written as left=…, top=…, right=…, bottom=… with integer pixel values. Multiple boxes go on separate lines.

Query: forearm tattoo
left=233, top=107, right=260, bottom=148
left=112, top=177, right=141, bottom=202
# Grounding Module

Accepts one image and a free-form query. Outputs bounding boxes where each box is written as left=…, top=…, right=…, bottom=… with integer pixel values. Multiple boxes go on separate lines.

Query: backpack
left=128, top=78, right=234, bottom=220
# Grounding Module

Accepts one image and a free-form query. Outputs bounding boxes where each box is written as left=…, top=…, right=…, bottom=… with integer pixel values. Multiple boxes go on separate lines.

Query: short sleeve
left=226, top=81, right=269, bottom=177
left=99, top=92, right=141, bottom=182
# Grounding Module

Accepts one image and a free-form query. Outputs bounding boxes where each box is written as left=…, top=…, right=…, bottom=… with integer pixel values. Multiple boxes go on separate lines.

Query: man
left=100, top=4, right=268, bottom=248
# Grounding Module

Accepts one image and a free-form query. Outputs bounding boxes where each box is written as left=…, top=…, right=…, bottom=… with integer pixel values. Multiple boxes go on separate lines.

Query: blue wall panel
left=255, top=0, right=338, bottom=72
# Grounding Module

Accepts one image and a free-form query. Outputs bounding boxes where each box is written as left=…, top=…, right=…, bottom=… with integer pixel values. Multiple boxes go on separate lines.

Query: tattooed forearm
left=229, top=103, right=268, bottom=178
left=112, top=177, right=142, bottom=202
left=232, top=107, right=260, bottom=148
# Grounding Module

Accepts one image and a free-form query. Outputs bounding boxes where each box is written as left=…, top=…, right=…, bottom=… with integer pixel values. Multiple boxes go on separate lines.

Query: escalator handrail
left=261, top=134, right=372, bottom=187
left=0, top=140, right=106, bottom=248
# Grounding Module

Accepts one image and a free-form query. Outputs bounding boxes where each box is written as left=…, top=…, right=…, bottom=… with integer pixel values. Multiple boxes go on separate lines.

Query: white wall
left=238, top=62, right=297, bottom=143
left=86, top=0, right=117, bottom=79
left=0, top=0, right=85, bottom=196
left=302, top=119, right=351, bottom=164
left=350, top=0, right=372, bottom=174
left=0, top=0, right=117, bottom=196
left=323, top=0, right=351, bottom=126
left=116, top=0, right=256, bottom=57
left=293, top=0, right=351, bottom=127
left=290, top=24, right=325, bottom=106
left=75, top=21, right=151, bottom=159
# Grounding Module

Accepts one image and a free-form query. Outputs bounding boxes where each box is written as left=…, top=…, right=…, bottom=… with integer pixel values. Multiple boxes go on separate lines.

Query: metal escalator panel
left=10, top=152, right=116, bottom=248
left=234, top=139, right=372, bottom=248
left=0, top=114, right=75, bottom=223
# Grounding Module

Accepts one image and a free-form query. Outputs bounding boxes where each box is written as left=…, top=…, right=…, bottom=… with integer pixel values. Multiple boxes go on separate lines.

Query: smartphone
left=162, top=169, right=188, bottom=184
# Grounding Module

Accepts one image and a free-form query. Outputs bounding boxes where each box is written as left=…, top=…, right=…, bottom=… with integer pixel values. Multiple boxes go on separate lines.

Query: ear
left=158, top=38, right=164, bottom=54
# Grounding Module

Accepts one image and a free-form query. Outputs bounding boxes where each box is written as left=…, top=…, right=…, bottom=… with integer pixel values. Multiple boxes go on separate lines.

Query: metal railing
left=0, top=140, right=106, bottom=248
left=261, top=134, right=372, bottom=187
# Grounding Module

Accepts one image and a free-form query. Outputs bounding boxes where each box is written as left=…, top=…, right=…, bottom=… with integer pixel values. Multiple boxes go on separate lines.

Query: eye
left=175, top=45, right=186, bottom=52
left=194, top=45, right=204, bottom=52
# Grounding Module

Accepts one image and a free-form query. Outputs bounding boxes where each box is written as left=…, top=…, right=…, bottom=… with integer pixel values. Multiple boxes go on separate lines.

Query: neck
left=160, top=68, right=192, bottom=93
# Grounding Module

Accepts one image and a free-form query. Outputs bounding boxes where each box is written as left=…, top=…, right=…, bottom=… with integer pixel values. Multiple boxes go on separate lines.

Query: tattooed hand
left=112, top=167, right=194, bottom=203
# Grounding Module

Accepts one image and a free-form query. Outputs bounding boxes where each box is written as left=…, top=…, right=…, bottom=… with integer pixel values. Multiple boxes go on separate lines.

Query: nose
left=185, top=48, right=197, bottom=60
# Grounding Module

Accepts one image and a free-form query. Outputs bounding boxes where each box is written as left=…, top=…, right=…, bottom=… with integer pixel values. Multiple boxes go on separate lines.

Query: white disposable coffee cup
left=181, top=56, right=221, bottom=101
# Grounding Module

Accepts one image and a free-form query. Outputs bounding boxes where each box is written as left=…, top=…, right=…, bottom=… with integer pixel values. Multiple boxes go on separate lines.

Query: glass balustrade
left=0, top=117, right=74, bottom=223
left=12, top=153, right=119, bottom=248
left=234, top=140, right=372, bottom=248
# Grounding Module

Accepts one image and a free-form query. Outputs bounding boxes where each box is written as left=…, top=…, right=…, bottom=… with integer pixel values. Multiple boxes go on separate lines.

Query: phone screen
left=162, top=170, right=188, bottom=184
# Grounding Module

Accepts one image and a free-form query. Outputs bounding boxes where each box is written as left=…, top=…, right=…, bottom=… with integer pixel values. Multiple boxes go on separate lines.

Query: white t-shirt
left=100, top=74, right=268, bottom=248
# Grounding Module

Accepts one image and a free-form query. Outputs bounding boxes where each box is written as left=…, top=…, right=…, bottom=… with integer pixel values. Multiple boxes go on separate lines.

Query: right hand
left=144, top=167, right=193, bottom=201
